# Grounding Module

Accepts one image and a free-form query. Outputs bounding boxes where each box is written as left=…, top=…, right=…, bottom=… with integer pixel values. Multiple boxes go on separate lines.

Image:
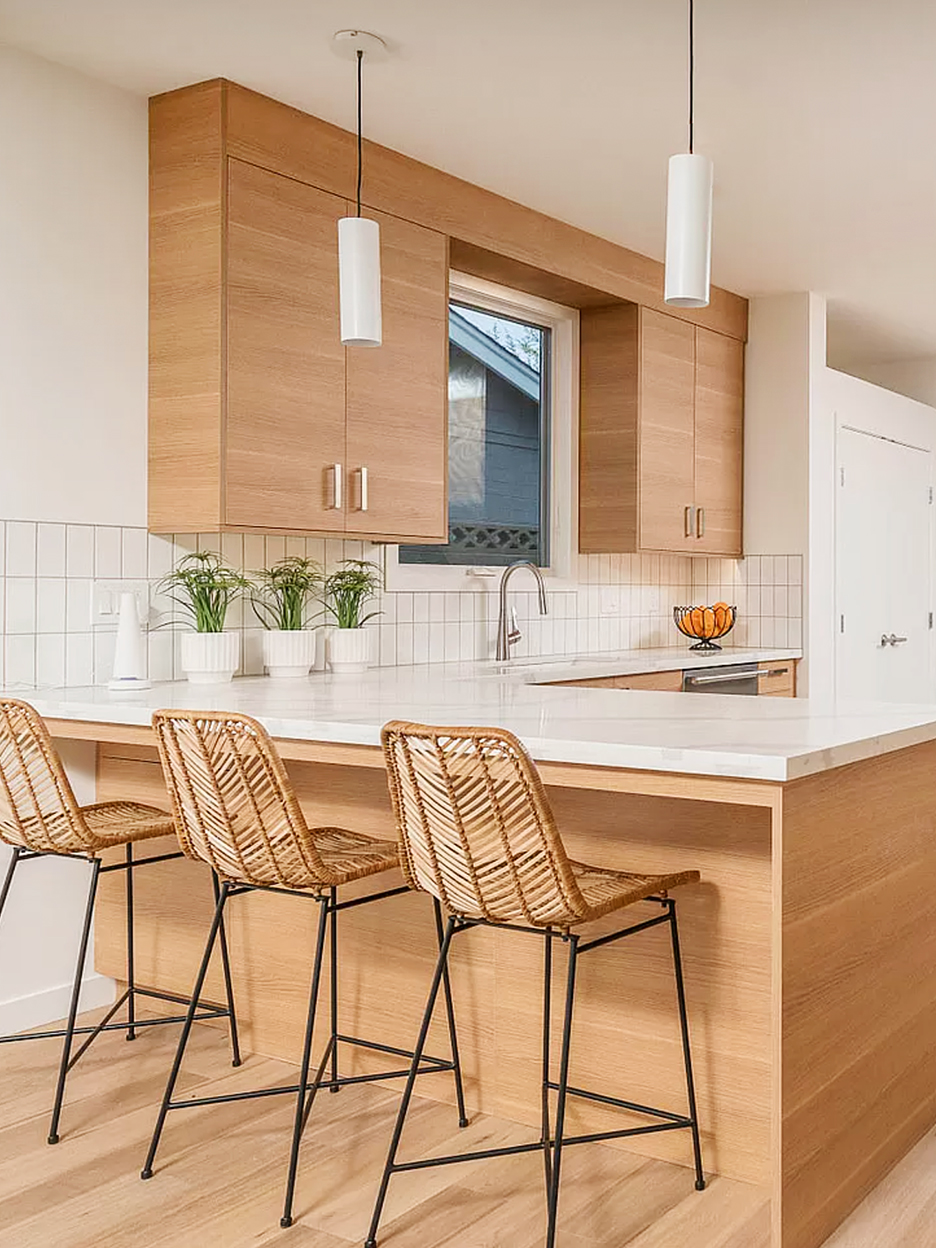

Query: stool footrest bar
left=545, top=1081, right=692, bottom=1123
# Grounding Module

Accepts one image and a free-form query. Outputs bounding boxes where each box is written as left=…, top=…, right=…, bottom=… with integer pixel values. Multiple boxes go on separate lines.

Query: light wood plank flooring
left=7, top=1007, right=936, bottom=1247
left=0, top=1007, right=769, bottom=1248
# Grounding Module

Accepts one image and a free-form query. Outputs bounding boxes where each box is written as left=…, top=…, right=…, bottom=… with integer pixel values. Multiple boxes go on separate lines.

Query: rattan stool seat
left=0, top=801, right=175, bottom=855
left=307, top=827, right=398, bottom=886
left=567, top=860, right=701, bottom=924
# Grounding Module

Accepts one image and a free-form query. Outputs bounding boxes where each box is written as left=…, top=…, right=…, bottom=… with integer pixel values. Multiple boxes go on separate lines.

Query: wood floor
left=0, top=1007, right=770, bottom=1248
left=3, top=1007, right=936, bottom=1248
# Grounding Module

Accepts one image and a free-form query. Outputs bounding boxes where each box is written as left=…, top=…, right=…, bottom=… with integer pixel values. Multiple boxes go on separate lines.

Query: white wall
left=858, top=357, right=936, bottom=409
left=0, top=43, right=148, bottom=527
left=0, top=45, right=147, bottom=1031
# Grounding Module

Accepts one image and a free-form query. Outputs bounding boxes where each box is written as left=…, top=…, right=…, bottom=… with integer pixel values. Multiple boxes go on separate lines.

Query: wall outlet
left=91, top=581, right=150, bottom=629
left=600, top=587, right=622, bottom=616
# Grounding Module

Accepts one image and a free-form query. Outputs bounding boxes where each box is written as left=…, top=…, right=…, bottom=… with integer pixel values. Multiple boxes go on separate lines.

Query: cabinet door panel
left=695, top=327, right=744, bottom=556
left=638, top=309, right=696, bottom=553
left=345, top=209, right=448, bottom=541
left=225, top=159, right=346, bottom=531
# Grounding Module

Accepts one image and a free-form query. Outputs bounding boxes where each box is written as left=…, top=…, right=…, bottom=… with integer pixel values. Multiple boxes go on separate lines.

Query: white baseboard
left=0, top=973, right=116, bottom=1036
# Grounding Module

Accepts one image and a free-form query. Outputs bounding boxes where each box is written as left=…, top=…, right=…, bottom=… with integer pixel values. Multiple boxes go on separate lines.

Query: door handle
left=353, top=466, right=369, bottom=512
left=327, top=463, right=343, bottom=510
left=684, top=505, right=696, bottom=539
left=881, top=634, right=909, bottom=647
left=696, top=506, right=706, bottom=538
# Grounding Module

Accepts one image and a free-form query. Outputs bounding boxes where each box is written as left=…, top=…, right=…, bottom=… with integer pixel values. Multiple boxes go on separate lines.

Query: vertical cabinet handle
left=684, top=505, right=696, bottom=538
left=354, top=466, right=369, bottom=512
left=696, top=506, right=706, bottom=538
left=327, top=463, right=343, bottom=510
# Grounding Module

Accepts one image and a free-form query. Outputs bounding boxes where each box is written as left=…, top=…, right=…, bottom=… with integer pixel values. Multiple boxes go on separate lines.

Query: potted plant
left=158, top=552, right=250, bottom=684
left=323, top=559, right=382, bottom=673
left=250, top=556, right=323, bottom=679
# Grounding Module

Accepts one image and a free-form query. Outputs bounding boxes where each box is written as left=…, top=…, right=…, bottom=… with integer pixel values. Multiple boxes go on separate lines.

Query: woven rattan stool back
left=0, top=699, right=92, bottom=854
left=381, top=721, right=590, bottom=926
left=153, top=710, right=334, bottom=889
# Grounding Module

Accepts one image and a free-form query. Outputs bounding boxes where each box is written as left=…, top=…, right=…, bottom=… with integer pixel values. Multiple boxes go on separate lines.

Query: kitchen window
left=387, top=273, right=578, bottom=590
left=399, top=304, right=550, bottom=567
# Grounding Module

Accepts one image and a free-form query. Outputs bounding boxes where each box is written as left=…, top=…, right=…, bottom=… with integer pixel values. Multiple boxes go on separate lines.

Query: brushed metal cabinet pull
left=354, top=466, right=369, bottom=512
left=327, top=463, right=343, bottom=510
left=684, top=505, right=696, bottom=538
left=697, top=506, right=706, bottom=538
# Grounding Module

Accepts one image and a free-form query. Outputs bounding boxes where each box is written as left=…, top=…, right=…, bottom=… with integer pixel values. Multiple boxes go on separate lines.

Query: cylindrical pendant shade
left=664, top=153, right=713, bottom=309
left=338, top=215, right=382, bottom=346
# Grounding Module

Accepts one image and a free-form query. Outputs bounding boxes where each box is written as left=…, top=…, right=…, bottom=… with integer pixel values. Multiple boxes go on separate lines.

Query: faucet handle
left=507, top=606, right=522, bottom=648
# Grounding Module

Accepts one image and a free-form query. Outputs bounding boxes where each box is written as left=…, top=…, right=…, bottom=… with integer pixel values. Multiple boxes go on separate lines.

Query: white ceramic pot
left=180, top=632, right=240, bottom=685
left=263, top=629, right=316, bottom=679
left=327, top=627, right=371, bottom=673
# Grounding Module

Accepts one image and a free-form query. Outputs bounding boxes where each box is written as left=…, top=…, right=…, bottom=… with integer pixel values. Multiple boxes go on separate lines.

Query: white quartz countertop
left=15, top=644, right=936, bottom=784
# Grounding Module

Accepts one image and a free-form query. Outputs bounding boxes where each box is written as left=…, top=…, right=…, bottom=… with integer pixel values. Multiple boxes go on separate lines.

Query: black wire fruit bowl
left=673, top=604, right=737, bottom=652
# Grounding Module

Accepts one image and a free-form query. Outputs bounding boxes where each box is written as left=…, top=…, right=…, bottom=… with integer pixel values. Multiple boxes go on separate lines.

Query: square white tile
left=6, top=522, right=36, bottom=577
left=121, top=528, right=148, bottom=579
left=5, top=579, right=36, bottom=635
left=37, top=523, right=66, bottom=577
left=36, top=634, right=66, bottom=688
left=94, top=527, right=122, bottom=578
left=65, top=634, right=94, bottom=687
left=36, top=579, right=66, bottom=634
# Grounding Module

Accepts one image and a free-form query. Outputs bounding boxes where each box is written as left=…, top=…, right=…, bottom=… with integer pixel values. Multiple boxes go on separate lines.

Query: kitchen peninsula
left=24, top=659, right=936, bottom=1248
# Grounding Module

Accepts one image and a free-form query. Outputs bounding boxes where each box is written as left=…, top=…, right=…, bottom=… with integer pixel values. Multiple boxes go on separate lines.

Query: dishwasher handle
left=683, top=670, right=760, bottom=687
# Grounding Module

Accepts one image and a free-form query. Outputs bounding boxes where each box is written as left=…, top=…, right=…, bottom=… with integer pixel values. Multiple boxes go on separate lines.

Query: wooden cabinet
left=546, top=662, right=796, bottom=696
left=149, top=103, right=447, bottom=539
left=344, top=207, right=447, bottom=541
left=580, top=305, right=744, bottom=556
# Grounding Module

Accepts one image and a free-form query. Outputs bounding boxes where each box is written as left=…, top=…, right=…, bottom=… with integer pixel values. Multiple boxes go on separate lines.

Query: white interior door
left=836, top=426, right=934, bottom=702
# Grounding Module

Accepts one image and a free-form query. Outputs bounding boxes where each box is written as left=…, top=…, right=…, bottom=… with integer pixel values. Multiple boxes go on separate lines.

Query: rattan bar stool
left=0, top=698, right=239, bottom=1145
left=143, top=709, right=467, bottom=1230
left=365, top=721, right=706, bottom=1248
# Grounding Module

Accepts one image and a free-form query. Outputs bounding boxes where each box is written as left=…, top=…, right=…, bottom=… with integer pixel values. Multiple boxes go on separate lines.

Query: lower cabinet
left=547, top=661, right=797, bottom=696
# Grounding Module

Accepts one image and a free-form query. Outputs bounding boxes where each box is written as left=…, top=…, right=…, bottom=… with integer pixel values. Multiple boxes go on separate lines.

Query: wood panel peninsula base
left=32, top=686, right=936, bottom=1248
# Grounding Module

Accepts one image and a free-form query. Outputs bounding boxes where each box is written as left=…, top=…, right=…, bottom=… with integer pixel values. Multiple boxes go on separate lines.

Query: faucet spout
left=495, top=561, right=548, bottom=661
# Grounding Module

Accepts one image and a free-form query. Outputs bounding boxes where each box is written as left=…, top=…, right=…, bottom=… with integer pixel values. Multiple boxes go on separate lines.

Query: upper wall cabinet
left=579, top=305, right=743, bottom=557
left=149, top=93, right=447, bottom=539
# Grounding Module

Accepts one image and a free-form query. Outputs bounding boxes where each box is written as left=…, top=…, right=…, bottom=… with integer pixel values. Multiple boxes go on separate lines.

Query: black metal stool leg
left=212, top=871, right=241, bottom=1068
left=0, top=848, right=21, bottom=923
left=540, top=929, right=553, bottom=1189
left=281, top=897, right=330, bottom=1228
left=668, top=899, right=705, bottom=1190
left=141, top=882, right=230, bottom=1179
left=433, top=898, right=468, bottom=1128
left=329, top=886, right=339, bottom=1093
left=125, top=843, right=136, bottom=1041
left=364, top=915, right=457, bottom=1248
left=48, top=857, right=101, bottom=1145
left=544, top=934, right=578, bottom=1248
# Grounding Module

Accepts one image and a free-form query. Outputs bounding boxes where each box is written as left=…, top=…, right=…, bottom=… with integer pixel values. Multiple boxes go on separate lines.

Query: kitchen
left=1, top=5, right=936, bottom=1248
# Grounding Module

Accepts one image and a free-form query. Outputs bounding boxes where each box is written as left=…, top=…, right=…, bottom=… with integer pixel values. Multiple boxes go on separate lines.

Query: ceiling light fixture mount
left=664, top=0, right=713, bottom=309
left=331, top=30, right=389, bottom=347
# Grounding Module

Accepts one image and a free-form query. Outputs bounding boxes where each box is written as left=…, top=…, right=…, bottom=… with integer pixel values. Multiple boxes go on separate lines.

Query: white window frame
left=384, top=271, right=580, bottom=593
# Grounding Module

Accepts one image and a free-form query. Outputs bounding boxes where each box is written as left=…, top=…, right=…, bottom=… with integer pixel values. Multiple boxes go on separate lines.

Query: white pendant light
left=664, top=0, right=713, bottom=309
left=333, top=30, right=388, bottom=347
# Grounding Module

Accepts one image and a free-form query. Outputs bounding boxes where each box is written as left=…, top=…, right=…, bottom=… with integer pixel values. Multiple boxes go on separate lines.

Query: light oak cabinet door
left=345, top=209, right=448, bottom=542
left=579, top=305, right=744, bottom=557
left=694, top=327, right=743, bottom=556
left=225, top=159, right=346, bottom=532
left=638, top=309, right=697, bottom=553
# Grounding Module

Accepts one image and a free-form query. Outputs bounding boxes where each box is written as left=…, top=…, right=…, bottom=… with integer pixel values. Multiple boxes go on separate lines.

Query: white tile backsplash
left=0, top=518, right=803, bottom=688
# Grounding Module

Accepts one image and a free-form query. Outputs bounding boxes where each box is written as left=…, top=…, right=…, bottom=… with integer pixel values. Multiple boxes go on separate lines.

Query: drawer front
left=757, top=661, right=796, bottom=697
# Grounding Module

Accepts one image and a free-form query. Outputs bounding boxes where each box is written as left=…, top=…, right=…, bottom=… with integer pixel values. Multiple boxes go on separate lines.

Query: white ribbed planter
left=180, top=632, right=240, bottom=685
left=327, top=627, right=371, bottom=673
left=263, top=629, right=316, bottom=679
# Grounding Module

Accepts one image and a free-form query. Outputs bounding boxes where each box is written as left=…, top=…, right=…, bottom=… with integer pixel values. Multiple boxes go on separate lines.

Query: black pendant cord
left=356, top=48, right=363, bottom=217
left=688, top=0, right=695, bottom=155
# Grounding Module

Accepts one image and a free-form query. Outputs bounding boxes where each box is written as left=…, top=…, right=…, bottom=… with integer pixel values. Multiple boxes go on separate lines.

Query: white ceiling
left=1, top=0, right=935, bottom=366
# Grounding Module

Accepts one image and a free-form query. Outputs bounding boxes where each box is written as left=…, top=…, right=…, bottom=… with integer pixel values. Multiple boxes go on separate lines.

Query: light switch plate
left=91, top=581, right=150, bottom=629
